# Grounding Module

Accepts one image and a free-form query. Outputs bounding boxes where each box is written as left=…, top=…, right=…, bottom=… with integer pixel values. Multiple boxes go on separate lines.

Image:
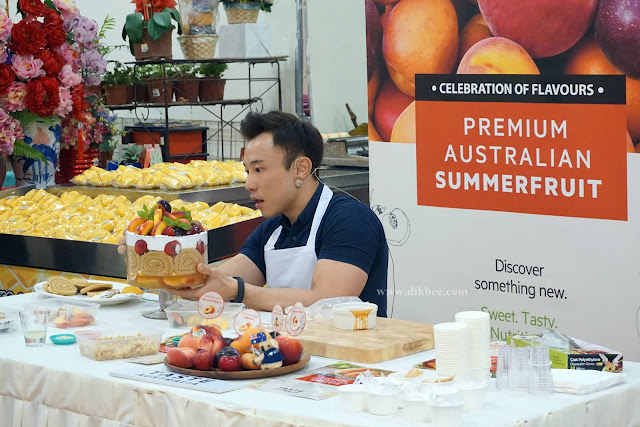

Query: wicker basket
left=178, top=35, right=219, bottom=60
left=226, top=8, right=259, bottom=24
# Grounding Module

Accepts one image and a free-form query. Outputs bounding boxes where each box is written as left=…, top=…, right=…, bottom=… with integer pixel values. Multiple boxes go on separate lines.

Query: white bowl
left=401, top=393, right=431, bottom=422
left=332, top=302, right=377, bottom=330
left=368, top=390, right=399, bottom=416
left=337, top=384, right=367, bottom=412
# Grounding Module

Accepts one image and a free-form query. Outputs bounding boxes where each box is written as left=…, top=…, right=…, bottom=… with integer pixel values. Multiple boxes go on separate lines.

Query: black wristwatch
left=233, top=276, right=245, bottom=303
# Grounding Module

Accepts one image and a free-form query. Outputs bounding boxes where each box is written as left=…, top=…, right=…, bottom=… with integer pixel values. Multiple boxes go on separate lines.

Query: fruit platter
left=164, top=325, right=310, bottom=380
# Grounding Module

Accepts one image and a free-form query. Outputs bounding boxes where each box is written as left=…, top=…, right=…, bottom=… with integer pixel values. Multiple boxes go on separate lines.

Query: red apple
left=193, top=349, right=214, bottom=370
left=214, top=347, right=239, bottom=368
left=218, top=354, right=242, bottom=372
left=478, top=0, right=598, bottom=58
left=167, top=347, right=196, bottom=368
left=276, top=335, right=303, bottom=366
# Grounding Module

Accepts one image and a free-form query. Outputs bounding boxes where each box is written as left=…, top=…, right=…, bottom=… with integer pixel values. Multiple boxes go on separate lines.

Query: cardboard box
left=507, top=335, right=623, bottom=372
left=217, top=24, right=272, bottom=58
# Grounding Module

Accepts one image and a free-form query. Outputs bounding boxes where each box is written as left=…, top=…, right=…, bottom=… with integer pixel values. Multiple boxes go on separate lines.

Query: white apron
left=264, top=184, right=333, bottom=289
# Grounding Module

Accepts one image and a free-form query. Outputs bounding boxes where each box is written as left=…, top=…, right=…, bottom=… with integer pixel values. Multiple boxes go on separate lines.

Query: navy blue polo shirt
left=240, top=183, right=388, bottom=317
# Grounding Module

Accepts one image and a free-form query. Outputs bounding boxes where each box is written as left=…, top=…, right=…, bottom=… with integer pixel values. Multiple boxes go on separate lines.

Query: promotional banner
left=365, top=0, right=640, bottom=358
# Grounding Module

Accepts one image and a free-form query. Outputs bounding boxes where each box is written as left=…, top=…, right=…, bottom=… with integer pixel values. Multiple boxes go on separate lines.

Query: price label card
left=272, top=304, right=284, bottom=333
left=197, top=292, right=224, bottom=319
left=285, top=302, right=306, bottom=336
left=233, top=309, right=261, bottom=335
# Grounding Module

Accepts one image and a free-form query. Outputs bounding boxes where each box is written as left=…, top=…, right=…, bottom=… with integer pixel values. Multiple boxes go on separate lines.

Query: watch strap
left=233, top=276, right=245, bottom=303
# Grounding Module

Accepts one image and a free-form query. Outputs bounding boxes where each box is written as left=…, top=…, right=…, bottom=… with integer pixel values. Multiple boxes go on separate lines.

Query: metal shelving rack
left=108, top=56, right=288, bottom=161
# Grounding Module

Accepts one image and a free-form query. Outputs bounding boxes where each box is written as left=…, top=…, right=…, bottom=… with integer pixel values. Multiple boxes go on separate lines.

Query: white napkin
left=552, top=369, right=626, bottom=395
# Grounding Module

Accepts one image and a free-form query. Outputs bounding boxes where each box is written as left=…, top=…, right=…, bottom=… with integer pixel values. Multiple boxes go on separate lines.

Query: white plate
left=34, top=280, right=139, bottom=306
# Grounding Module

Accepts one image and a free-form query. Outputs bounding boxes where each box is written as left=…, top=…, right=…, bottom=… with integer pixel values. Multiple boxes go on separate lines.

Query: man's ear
left=295, top=156, right=312, bottom=179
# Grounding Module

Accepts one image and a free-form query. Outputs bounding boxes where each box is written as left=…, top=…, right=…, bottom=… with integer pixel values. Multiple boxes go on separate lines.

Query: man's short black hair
left=240, top=111, right=324, bottom=173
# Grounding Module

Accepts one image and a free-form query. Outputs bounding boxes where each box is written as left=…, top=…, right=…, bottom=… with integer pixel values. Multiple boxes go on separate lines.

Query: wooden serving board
left=293, top=317, right=434, bottom=364
left=163, top=352, right=311, bottom=380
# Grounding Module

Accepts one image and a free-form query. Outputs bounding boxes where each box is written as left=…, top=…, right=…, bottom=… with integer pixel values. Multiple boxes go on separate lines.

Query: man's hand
left=164, top=263, right=238, bottom=301
left=117, top=235, right=126, bottom=255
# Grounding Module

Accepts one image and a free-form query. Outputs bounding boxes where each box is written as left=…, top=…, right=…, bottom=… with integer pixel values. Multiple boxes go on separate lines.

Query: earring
left=295, top=179, right=303, bottom=188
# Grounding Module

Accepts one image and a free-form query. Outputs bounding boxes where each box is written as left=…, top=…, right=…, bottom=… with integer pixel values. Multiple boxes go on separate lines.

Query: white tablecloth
left=1, top=293, right=639, bottom=427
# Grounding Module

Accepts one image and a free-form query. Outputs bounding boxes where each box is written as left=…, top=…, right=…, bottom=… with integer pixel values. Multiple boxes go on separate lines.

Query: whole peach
left=478, top=0, right=598, bottom=58
left=457, top=37, right=540, bottom=75
left=383, top=0, right=458, bottom=96
left=459, top=14, right=492, bottom=63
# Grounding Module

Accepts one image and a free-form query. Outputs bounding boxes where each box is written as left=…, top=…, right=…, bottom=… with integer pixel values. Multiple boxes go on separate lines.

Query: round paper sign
left=197, top=292, right=224, bottom=319
left=272, top=304, right=284, bottom=333
left=233, top=309, right=261, bottom=335
left=285, top=302, right=306, bottom=336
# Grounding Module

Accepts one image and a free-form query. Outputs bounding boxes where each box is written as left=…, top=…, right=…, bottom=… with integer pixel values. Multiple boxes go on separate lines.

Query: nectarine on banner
left=457, top=37, right=539, bottom=75
left=383, top=0, right=458, bottom=96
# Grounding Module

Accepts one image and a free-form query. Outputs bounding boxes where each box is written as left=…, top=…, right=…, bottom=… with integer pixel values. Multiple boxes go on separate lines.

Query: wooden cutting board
left=293, top=317, right=434, bottom=364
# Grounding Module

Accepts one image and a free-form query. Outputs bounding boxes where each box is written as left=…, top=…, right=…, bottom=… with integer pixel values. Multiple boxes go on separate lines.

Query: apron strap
left=265, top=184, right=333, bottom=250
left=265, top=225, right=283, bottom=250
left=305, top=184, right=333, bottom=247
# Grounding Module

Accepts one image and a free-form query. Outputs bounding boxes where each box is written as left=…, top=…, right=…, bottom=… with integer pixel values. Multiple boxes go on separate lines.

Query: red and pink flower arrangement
left=0, top=0, right=108, bottom=158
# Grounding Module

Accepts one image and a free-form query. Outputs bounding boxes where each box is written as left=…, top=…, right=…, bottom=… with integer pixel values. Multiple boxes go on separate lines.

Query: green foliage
left=102, top=62, right=133, bottom=86
left=222, top=0, right=273, bottom=12
left=99, top=15, right=117, bottom=38
left=12, top=140, right=47, bottom=162
left=198, top=62, right=228, bottom=78
left=122, top=144, right=143, bottom=163
left=175, top=64, right=197, bottom=78
left=122, top=8, right=182, bottom=53
left=10, top=111, right=57, bottom=128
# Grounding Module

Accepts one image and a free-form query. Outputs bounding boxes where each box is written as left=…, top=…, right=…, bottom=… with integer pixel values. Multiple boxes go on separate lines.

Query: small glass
left=19, top=310, right=50, bottom=347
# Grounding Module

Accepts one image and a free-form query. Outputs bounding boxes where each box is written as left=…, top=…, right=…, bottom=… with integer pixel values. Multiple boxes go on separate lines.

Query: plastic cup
left=19, top=310, right=49, bottom=347
left=496, top=343, right=511, bottom=390
left=528, top=361, right=554, bottom=395
left=401, top=393, right=431, bottom=422
left=457, top=380, right=487, bottom=411
left=367, top=389, right=399, bottom=416
left=337, top=384, right=367, bottom=412
left=429, top=393, right=464, bottom=427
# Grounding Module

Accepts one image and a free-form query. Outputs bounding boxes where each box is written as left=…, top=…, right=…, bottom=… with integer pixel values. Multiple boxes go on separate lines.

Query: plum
left=596, top=0, right=640, bottom=79
left=365, top=0, right=382, bottom=81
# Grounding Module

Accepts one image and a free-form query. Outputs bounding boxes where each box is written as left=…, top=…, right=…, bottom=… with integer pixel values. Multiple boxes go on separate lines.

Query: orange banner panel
left=416, top=101, right=627, bottom=220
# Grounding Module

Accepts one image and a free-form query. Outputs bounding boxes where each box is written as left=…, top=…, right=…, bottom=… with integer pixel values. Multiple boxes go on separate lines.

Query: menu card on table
left=110, top=366, right=245, bottom=394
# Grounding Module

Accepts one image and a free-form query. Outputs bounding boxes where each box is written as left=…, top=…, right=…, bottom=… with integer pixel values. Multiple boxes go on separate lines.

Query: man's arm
left=217, top=253, right=266, bottom=287
left=171, top=258, right=367, bottom=311
left=241, top=259, right=367, bottom=311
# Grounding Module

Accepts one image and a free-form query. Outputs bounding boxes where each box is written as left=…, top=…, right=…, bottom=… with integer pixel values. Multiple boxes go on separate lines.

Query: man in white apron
left=147, top=112, right=388, bottom=316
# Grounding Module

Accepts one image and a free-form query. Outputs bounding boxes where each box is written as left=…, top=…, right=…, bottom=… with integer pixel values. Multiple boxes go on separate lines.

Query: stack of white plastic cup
left=455, top=311, right=490, bottom=379
left=434, top=322, right=471, bottom=377
left=528, top=339, right=554, bottom=395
